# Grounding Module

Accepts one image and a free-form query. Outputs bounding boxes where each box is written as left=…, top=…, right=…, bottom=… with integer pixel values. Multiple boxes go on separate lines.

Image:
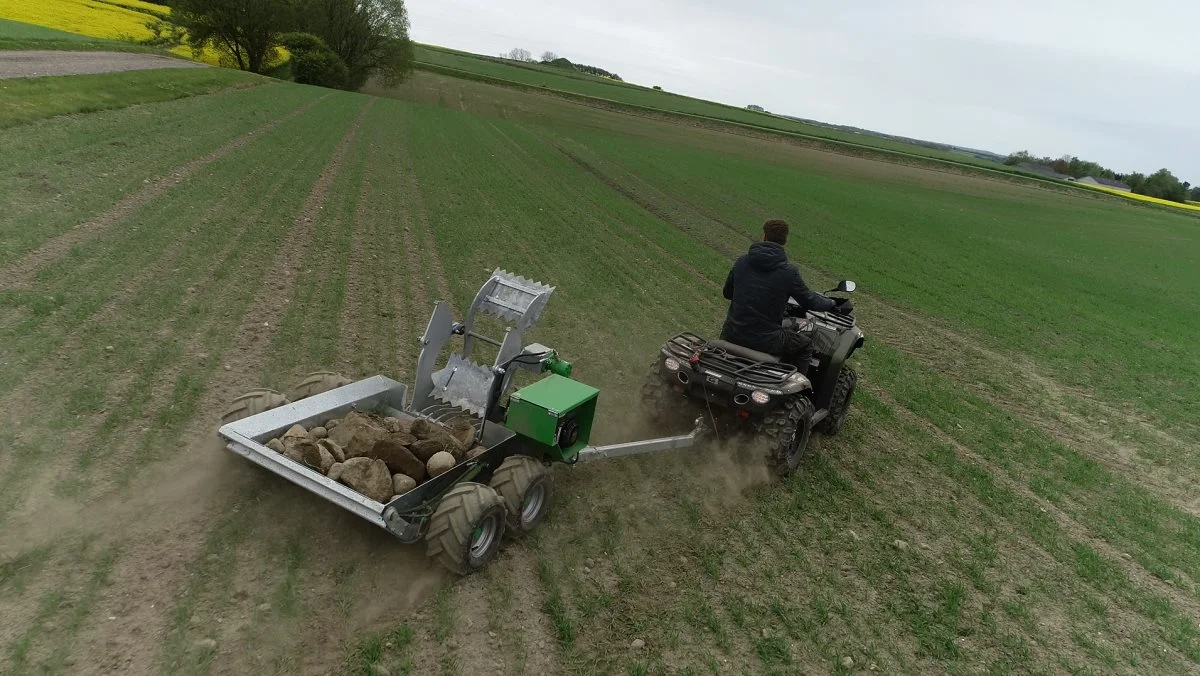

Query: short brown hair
left=763, top=219, right=789, bottom=245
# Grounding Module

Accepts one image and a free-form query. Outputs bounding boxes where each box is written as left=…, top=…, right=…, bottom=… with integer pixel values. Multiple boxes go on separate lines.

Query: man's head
left=763, top=219, right=789, bottom=245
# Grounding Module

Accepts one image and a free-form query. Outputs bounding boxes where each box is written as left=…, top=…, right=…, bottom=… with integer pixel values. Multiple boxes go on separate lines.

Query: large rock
left=388, top=431, right=418, bottom=447
left=448, top=420, right=476, bottom=452
left=392, top=473, right=417, bottom=495
left=410, top=438, right=444, bottom=462
left=427, top=451, right=457, bottom=477
left=315, top=445, right=335, bottom=473
left=412, top=420, right=468, bottom=459
left=282, top=424, right=309, bottom=439
left=383, top=416, right=410, bottom=434
left=327, top=411, right=389, bottom=459
left=327, top=462, right=345, bottom=481
left=282, top=436, right=319, bottom=467
left=317, top=439, right=345, bottom=463
left=408, top=418, right=432, bottom=439
left=338, top=457, right=393, bottom=502
left=371, top=440, right=426, bottom=482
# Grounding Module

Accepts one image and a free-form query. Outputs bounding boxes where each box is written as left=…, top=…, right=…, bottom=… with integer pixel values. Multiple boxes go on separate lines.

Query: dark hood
left=747, top=241, right=788, bottom=271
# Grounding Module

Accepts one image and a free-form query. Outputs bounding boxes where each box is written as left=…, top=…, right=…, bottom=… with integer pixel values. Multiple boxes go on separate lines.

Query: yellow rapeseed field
left=1075, top=182, right=1200, bottom=213
left=0, top=0, right=156, bottom=41
left=0, top=0, right=280, bottom=66
left=96, top=0, right=169, bottom=18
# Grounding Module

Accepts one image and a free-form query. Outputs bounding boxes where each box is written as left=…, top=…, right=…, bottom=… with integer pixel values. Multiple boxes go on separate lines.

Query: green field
left=1, top=65, right=1199, bottom=676
left=0, top=17, right=160, bottom=53
left=0, top=68, right=262, bottom=127
left=414, top=44, right=1016, bottom=169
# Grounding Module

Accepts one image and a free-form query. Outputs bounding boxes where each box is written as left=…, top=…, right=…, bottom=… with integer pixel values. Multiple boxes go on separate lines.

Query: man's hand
left=833, top=298, right=854, bottom=315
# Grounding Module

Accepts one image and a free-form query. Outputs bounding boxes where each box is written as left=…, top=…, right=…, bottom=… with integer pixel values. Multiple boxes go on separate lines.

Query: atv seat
left=709, top=340, right=780, bottom=364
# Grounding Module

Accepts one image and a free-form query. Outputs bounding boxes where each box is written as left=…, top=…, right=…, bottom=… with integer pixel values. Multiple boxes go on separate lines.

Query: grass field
left=0, top=68, right=263, bottom=127
left=1, top=67, right=1199, bottom=676
left=414, top=45, right=1015, bottom=170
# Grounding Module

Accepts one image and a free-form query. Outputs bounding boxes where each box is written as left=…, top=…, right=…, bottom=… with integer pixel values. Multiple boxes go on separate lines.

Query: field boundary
left=414, top=62, right=1200, bottom=218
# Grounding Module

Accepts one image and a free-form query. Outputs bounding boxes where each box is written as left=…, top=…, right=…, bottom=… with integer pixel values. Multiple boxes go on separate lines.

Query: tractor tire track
left=858, top=294, right=1200, bottom=516
left=0, top=155, right=297, bottom=535
left=336, top=132, right=384, bottom=376
left=397, top=138, right=456, bottom=314
left=869, top=386, right=1200, bottom=617
left=492, top=122, right=719, bottom=293
left=0, top=185, right=240, bottom=403
left=494, top=547, right=564, bottom=675
left=0, top=94, right=331, bottom=291
left=7, top=97, right=372, bottom=676
left=0, top=182, right=258, bottom=525
left=553, top=144, right=744, bottom=258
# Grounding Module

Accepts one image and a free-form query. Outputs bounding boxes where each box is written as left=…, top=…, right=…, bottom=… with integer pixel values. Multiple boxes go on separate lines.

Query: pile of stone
left=263, top=411, right=487, bottom=502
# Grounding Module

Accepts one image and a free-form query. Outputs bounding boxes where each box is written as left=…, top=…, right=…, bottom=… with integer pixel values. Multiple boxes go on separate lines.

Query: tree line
left=170, top=0, right=414, bottom=90
left=499, top=48, right=622, bottom=81
left=1005, top=150, right=1195, bottom=204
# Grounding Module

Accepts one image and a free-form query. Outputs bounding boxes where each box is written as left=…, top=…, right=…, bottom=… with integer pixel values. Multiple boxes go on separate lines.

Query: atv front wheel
left=425, top=482, right=508, bottom=575
left=816, top=368, right=857, bottom=435
left=490, top=456, right=553, bottom=536
left=761, top=396, right=815, bottom=478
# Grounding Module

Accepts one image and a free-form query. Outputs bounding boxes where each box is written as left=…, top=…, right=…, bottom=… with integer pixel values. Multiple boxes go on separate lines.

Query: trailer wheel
left=220, top=389, right=289, bottom=425
left=289, top=371, right=351, bottom=401
left=490, top=456, right=552, bottom=536
left=815, top=368, right=857, bottom=435
left=760, top=395, right=814, bottom=478
left=426, top=482, right=508, bottom=575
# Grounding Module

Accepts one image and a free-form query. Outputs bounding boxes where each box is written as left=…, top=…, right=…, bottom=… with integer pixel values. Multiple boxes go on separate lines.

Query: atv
left=642, top=280, right=864, bottom=477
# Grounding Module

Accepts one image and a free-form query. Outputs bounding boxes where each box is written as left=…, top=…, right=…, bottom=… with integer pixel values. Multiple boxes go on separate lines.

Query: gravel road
left=0, top=50, right=206, bottom=79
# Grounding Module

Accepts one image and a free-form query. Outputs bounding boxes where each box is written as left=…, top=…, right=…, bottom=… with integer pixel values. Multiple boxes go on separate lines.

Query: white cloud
left=407, top=0, right=1200, bottom=182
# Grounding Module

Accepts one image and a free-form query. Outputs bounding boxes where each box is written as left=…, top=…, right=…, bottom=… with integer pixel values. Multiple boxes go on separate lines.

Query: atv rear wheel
left=761, top=396, right=815, bottom=478
left=425, top=482, right=508, bottom=575
left=641, top=361, right=690, bottom=429
left=289, top=371, right=351, bottom=401
left=220, top=389, right=289, bottom=425
left=816, top=368, right=857, bottom=435
left=490, top=456, right=552, bottom=536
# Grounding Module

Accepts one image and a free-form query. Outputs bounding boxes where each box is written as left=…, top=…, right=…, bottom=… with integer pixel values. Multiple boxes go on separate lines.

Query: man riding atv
left=720, top=219, right=853, bottom=373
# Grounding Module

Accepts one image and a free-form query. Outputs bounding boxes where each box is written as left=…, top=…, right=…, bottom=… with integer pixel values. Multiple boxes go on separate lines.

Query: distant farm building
left=1077, top=176, right=1131, bottom=192
left=1015, top=163, right=1072, bottom=181
left=746, top=104, right=766, bottom=112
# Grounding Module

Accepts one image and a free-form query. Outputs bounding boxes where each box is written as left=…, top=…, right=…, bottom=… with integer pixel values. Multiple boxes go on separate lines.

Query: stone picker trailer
left=217, top=270, right=703, bottom=575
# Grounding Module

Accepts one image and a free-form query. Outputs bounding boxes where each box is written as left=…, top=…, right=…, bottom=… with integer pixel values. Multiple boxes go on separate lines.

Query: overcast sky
left=406, top=0, right=1200, bottom=183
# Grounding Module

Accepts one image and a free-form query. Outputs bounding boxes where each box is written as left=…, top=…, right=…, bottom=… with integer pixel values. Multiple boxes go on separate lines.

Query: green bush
left=278, top=32, right=349, bottom=90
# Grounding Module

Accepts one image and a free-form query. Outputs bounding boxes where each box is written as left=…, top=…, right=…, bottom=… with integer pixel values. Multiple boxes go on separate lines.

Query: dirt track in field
left=0, top=50, right=206, bottom=79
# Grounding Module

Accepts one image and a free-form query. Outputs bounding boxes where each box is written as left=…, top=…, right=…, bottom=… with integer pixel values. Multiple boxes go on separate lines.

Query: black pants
left=775, top=330, right=814, bottom=373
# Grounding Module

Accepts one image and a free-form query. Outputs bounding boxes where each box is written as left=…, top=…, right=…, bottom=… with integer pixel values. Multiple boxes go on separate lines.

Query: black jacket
left=720, top=242, right=835, bottom=353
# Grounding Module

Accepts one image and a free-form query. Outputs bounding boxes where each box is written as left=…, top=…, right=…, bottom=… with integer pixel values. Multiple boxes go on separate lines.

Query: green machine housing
left=504, top=374, right=599, bottom=461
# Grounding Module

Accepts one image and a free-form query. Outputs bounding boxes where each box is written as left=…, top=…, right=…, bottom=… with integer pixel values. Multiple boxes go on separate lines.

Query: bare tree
left=540, top=51, right=558, bottom=62
left=504, top=47, right=532, bottom=62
